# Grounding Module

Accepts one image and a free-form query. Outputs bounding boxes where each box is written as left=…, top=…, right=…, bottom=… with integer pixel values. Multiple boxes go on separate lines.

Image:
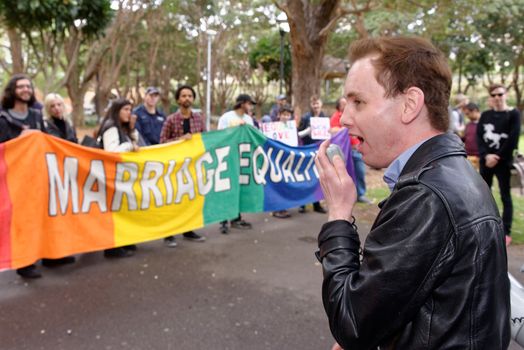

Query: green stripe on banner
left=200, top=127, right=251, bottom=224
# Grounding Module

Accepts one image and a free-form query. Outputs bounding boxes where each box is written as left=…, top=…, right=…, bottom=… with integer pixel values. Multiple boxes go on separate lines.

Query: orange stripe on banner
left=0, top=144, right=12, bottom=269
left=6, top=134, right=116, bottom=267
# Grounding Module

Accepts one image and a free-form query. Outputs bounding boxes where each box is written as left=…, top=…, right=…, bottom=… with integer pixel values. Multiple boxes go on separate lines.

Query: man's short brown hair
left=310, top=95, right=321, bottom=104
left=488, top=83, right=505, bottom=94
left=349, top=36, right=452, bottom=132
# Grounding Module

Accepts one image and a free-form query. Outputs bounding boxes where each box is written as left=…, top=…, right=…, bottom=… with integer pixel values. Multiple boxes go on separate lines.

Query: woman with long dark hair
left=98, top=98, right=140, bottom=152
left=98, top=98, right=140, bottom=258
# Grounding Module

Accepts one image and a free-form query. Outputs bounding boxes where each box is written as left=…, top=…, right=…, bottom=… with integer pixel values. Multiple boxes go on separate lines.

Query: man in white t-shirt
left=217, top=94, right=256, bottom=234
left=217, top=94, right=255, bottom=130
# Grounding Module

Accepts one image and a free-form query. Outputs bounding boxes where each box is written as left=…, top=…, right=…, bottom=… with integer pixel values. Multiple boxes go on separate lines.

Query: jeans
left=352, top=150, right=366, bottom=198
left=480, top=160, right=513, bottom=235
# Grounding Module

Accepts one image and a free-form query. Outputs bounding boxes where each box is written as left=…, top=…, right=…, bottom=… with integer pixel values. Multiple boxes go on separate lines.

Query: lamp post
left=205, top=30, right=217, bottom=131
left=276, top=12, right=289, bottom=96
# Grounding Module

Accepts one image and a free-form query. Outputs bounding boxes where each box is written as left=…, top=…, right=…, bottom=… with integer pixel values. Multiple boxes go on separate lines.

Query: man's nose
left=340, top=106, right=353, bottom=127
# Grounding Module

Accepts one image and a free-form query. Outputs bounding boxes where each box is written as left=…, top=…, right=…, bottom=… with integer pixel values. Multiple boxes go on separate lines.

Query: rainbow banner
left=0, top=126, right=353, bottom=269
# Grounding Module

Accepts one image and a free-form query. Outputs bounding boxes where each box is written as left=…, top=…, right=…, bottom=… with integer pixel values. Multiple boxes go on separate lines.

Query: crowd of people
left=0, top=73, right=373, bottom=279
left=0, top=33, right=518, bottom=348
left=448, top=85, right=521, bottom=246
left=1, top=63, right=518, bottom=312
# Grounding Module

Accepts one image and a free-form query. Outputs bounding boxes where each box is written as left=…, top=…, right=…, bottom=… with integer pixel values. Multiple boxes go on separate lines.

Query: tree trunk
left=290, top=40, right=325, bottom=118
left=68, top=85, right=87, bottom=127
left=7, top=28, right=24, bottom=74
left=276, top=0, right=373, bottom=120
left=512, top=62, right=524, bottom=112
left=277, top=0, right=343, bottom=120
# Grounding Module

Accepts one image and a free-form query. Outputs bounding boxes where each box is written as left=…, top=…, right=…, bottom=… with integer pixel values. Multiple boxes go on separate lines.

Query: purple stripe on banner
left=329, top=128, right=356, bottom=184
left=262, top=129, right=354, bottom=212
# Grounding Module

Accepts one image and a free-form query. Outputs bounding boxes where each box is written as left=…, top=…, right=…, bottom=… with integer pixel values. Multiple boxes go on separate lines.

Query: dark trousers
left=220, top=215, right=241, bottom=226
left=352, top=150, right=367, bottom=197
left=480, top=161, right=513, bottom=235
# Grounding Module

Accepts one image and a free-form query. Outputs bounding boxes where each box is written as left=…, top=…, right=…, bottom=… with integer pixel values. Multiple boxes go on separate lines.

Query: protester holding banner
left=37, top=93, right=80, bottom=268
left=160, top=85, right=207, bottom=247
left=297, top=95, right=328, bottom=214
left=97, top=98, right=140, bottom=258
left=216, top=94, right=256, bottom=234
left=43, top=93, right=78, bottom=143
left=0, top=74, right=46, bottom=278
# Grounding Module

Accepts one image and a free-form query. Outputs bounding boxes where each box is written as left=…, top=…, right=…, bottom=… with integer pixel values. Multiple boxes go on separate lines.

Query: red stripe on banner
left=0, top=144, right=12, bottom=269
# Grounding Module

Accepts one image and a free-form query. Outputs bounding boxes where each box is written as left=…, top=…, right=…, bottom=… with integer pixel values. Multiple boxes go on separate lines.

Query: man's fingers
left=316, top=140, right=331, bottom=170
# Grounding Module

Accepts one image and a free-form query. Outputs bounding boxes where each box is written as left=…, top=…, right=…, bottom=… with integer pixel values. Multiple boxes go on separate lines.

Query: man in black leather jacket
left=315, top=36, right=510, bottom=350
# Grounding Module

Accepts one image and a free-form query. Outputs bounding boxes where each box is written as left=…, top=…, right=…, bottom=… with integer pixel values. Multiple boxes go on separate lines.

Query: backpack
left=80, top=135, right=102, bottom=149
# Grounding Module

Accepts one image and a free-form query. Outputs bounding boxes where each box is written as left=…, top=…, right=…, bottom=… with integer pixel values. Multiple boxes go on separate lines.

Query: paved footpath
left=1, top=206, right=522, bottom=349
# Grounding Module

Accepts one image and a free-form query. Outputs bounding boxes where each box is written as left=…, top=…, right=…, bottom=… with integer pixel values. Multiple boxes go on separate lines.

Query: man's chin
left=362, top=156, right=387, bottom=171
left=16, top=97, right=31, bottom=104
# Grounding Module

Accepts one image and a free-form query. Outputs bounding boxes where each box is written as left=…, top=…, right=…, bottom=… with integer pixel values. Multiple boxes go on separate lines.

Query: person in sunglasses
left=477, top=84, right=521, bottom=246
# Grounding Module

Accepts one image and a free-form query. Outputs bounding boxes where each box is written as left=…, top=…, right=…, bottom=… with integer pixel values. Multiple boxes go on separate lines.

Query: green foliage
left=0, top=0, right=113, bottom=38
left=248, top=32, right=291, bottom=83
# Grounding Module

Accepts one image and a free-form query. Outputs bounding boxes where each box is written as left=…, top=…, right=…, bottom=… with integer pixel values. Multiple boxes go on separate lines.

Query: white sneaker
left=164, top=236, right=177, bottom=248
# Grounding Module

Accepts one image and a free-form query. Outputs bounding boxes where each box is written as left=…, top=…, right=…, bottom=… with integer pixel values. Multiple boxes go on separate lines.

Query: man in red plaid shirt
left=160, top=85, right=206, bottom=143
left=160, top=84, right=207, bottom=247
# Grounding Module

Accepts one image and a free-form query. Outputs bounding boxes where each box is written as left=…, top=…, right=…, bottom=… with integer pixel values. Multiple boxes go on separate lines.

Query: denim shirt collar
left=383, top=139, right=428, bottom=191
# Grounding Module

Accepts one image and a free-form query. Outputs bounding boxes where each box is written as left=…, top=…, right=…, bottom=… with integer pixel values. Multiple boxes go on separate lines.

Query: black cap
left=234, top=94, right=257, bottom=109
left=145, top=86, right=160, bottom=95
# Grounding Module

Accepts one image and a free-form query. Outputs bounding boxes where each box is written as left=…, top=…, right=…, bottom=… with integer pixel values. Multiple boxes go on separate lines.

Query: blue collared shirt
left=383, top=139, right=429, bottom=191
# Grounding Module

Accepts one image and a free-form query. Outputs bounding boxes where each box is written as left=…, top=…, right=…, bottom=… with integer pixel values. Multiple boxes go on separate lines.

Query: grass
left=365, top=178, right=524, bottom=244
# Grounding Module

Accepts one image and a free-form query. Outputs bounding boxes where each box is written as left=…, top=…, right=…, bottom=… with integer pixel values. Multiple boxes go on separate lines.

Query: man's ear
left=401, top=87, right=424, bottom=124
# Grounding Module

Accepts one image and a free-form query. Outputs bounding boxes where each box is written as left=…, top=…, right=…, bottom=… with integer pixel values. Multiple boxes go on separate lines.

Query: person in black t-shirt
left=477, top=83, right=521, bottom=246
left=0, top=74, right=47, bottom=279
left=160, top=85, right=207, bottom=246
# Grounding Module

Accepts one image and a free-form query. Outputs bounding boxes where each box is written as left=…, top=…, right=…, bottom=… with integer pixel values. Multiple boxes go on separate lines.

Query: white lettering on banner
left=112, top=162, right=139, bottom=211
left=293, top=152, right=306, bottom=182
left=303, top=151, right=318, bottom=181
left=175, top=158, right=195, bottom=203
left=81, top=160, right=107, bottom=212
left=195, top=152, right=214, bottom=196
left=268, top=148, right=284, bottom=182
left=44, top=143, right=322, bottom=216
left=238, top=143, right=251, bottom=185
left=214, top=146, right=231, bottom=192
left=46, top=153, right=79, bottom=216
left=164, top=160, right=176, bottom=205
left=252, top=146, right=269, bottom=185
left=141, top=161, right=165, bottom=209
left=281, top=151, right=296, bottom=183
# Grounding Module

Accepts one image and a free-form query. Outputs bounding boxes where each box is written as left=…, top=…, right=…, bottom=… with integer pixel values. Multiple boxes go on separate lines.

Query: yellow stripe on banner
left=113, top=135, right=206, bottom=247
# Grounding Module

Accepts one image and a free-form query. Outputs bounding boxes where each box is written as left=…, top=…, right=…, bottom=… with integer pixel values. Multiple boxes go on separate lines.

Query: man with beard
left=216, top=94, right=256, bottom=234
left=160, top=85, right=207, bottom=247
left=134, top=86, right=166, bottom=145
left=0, top=74, right=47, bottom=279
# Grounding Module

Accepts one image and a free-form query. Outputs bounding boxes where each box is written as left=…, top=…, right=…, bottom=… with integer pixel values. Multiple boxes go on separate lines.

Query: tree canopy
left=0, top=0, right=523, bottom=124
